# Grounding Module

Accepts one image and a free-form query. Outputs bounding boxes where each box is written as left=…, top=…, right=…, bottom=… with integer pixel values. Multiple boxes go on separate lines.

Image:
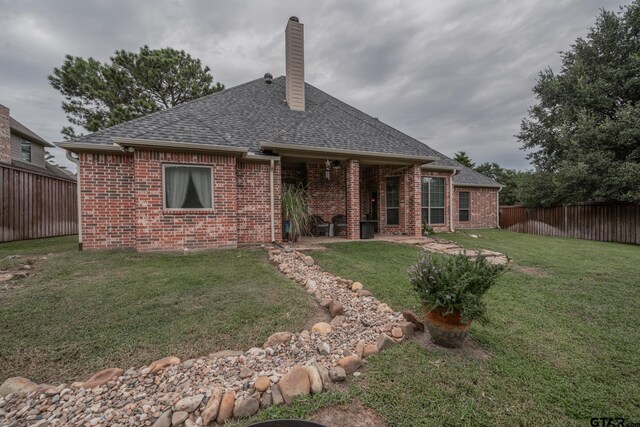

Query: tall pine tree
left=49, top=46, right=224, bottom=139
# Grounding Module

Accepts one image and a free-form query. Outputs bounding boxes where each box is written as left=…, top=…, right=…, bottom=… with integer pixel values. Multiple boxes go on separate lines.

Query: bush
left=408, top=252, right=506, bottom=324
left=281, top=184, right=311, bottom=242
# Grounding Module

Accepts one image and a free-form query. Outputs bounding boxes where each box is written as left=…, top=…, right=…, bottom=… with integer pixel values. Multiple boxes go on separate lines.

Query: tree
left=453, top=151, right=475, bottom=168
left=475, top=162, right=524, bottom=206
left=518, top=2, right=640, bottom=205
left=49, top=46, right=224, bottom=139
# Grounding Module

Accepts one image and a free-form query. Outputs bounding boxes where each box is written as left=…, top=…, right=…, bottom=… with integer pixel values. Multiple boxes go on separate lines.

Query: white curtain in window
left=166, top=167, right=191, bottom=208
left=190, top=168, right=212, bottom=208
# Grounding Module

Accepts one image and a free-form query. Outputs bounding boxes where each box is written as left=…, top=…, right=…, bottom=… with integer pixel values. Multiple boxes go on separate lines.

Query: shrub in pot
left=408, top=251, right=506, bottom=348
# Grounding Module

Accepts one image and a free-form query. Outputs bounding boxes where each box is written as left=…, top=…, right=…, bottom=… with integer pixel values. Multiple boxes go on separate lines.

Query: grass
left=0, top=236, right=316, bottom=384
left=3, top=232, right=639, bottom=425
left=305, top=230, right=640, bottom=426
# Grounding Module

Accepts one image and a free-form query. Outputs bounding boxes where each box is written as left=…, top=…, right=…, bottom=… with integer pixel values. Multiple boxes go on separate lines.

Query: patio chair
left=332, top=214, right=347, bottom=236
left=309, top=215, right=330, bottom=237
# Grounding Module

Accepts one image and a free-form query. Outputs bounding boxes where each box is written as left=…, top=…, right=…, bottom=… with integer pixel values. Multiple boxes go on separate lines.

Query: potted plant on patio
left=281, top=184, right=312, bottom=242
left=408, top=251, right=506, bottom=348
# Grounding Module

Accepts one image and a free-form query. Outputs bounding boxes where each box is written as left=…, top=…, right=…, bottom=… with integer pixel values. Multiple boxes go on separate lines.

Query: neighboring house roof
left=10, top=117, right=54, bottom=147
left=6, top=115, right=75, bottom=181
left=67, top=76, right=499, bottom=187
left=10, top=159, right=76, bottom=181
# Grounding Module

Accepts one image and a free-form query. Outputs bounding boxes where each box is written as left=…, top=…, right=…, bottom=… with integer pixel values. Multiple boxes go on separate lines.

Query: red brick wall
left=79, top=152, right=135, bottom=249
left=453, top=186, right=498, bottom=229
left=406, top=165, right=422, bottom=237
left=237, top=161, right=281, bottom=244
left=80, top=149, right=281, bottom=251
left=345, top=159, right=360, bottom=239
left=133, top=150, right=237, bottom=251
left=306, top=163, right=345, bottom=224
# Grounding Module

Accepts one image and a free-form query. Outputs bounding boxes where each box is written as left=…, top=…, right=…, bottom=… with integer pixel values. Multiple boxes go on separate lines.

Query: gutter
left=422, top=164, right=461, bottom=172
left=449, top=170, right=457, bottom=232
left=57, top=141, right=125, bottom=153
left=112, top=138, right=248, bottom=155
left=260, top=141, right=437, bottom=164
left=496, top=187, right=502, bottom=228
left=453, top=182, right=503, bottom=189
left=65, top=151, right=82, bottom=250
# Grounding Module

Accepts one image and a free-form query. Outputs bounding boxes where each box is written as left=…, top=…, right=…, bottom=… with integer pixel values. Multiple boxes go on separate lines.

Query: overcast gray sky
left=0, top=0, right=629, bottom=171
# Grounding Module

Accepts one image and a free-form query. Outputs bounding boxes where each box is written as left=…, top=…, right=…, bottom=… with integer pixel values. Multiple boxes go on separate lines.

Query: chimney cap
left=263, top=73, right=273, bottom=84
left=289, top=16, right=299, bottom=22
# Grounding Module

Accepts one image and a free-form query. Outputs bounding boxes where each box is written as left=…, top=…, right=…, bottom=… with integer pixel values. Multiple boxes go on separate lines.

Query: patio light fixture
left=324, top=159, right=341, bottom=180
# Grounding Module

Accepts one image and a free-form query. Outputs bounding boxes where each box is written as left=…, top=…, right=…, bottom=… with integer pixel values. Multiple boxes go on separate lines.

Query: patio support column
left=407, top=164, right=422, bottom=237
left=346, top=159, right=360, bottom=240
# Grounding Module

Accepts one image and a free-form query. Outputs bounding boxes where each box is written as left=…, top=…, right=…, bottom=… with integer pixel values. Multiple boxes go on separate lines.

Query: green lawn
left=0, top=236, right=316, bottom=384
left=3, top=232, right=639, bottom=426
left=289, top=230, right=639, bottom=426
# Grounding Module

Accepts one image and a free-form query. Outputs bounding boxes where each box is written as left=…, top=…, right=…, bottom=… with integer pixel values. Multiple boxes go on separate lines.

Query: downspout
left=449, top=171, right=455, bottom=232
left=496, top=187, right=502, bottom=228
left=66, top=151, right=82, bottom=250
left=270, top=159, right=275, bottom=243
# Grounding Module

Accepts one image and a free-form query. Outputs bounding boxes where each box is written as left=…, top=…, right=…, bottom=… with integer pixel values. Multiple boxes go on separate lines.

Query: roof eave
left=260, top=141, right=436, bottom=165
left=11, top=128, right=55, bottom=147
left=56, top=141, right=125, bottom=153
left=113, top=137, right=249, bottom=155
left=421, top=164, right=461, bottom=172
left=453, top=182, right=503, bottom=189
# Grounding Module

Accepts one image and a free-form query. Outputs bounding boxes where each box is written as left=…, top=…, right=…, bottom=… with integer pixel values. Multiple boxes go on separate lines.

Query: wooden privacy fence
left=1, top=164, right=77, bottom=243
left=499, top=203, right=640, bottom=244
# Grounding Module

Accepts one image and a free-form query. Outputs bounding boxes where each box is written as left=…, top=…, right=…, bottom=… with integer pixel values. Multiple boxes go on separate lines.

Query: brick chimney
left=0, top=104, right=11, bottom=165
left=285, top=16, right=305, bottom=111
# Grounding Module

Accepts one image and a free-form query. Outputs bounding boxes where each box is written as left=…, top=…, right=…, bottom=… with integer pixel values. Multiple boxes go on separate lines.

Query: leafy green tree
left=518, top=2, right=640, bottom=205
left=49, top=46, right=224, bottom=139
left=453, top=151, right=475, bottom=168
left=475, top=162, right=524, bottom=206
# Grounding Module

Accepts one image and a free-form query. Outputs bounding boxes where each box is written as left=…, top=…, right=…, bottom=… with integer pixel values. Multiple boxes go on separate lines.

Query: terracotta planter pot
left=424, top=307, right=471, bottom=348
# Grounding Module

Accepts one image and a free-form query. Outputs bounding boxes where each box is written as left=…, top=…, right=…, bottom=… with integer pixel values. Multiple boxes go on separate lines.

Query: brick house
left=59, top=17, right=500, bottom=251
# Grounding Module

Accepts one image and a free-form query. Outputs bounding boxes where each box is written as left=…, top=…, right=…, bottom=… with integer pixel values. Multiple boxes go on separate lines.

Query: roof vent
left=264, top=73, right=273, bottom=84
left=289, top=16, right=299, bottom=22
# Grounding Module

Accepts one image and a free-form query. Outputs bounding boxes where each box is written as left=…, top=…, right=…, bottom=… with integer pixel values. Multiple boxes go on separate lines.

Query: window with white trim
left=163, top=165, right=213, bottom=210
left=459, top=191, right=470, bottom=222
left=421, top=177, right=445, bottom=225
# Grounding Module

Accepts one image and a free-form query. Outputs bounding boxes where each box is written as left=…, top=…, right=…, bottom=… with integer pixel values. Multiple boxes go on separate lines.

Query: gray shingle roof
left=72, top=76, right=499, bottom=187
left=453, top=163, right=502, bottom=187
left=423, top=156, right=501, bottom=187
left=10, top=117, right=53, bottom=147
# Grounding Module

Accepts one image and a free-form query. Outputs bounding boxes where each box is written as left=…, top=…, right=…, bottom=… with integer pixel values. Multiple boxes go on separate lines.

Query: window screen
left=421, top=177, right=445, bottom=225
left=386, top=177, right=400, bottom=225
left=459, top=191, right=470, bottom=222
left=21, top=140, right=31, bottom=162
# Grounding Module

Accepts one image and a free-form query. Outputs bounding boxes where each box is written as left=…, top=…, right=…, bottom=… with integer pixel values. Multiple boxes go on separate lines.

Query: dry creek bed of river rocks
left=0, top=246, right=425, bottom=427
left=0, top=241, right=507, bottom=427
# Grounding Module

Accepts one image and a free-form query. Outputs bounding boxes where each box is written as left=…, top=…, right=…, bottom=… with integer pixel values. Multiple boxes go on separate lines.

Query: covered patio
left=278, top=152, right=425, bottom=241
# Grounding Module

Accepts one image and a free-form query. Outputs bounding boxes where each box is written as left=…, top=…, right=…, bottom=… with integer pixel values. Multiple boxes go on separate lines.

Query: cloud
left=0, top=0, right=629, bottom=171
